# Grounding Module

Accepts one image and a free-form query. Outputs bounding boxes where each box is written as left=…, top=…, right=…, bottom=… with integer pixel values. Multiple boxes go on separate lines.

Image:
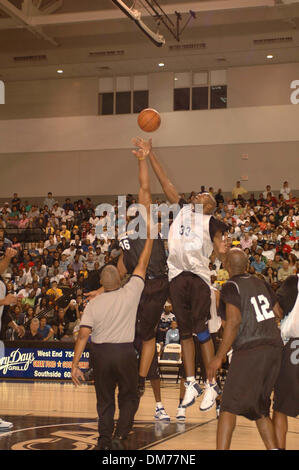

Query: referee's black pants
left=91, top=342, right=140, bottom=447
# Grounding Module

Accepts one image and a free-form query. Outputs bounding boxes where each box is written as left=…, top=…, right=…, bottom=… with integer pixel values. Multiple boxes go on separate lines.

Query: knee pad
left=197, top=329, right=211, bottom=344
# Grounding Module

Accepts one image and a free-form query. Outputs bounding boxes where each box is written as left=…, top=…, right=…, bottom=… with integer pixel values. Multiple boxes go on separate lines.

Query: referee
left=71, top=222, right=153, bottom=450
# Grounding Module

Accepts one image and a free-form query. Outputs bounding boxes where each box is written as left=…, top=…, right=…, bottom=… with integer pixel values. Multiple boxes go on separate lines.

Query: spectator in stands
left=55, top=308, right=70, bottom=340
left=156, top=301, right=175, bottom=345
left=46, top=280, right=63, bottom=301
left=18, top=213, right=29, bottom=229
left=23, top=318, right=43, bottom=340
left=280, top=181, right=291, bottom=201
left=232, top=181, right=247, bottom=200
left=165, top=321, right=180, bottom=345
left=215, top=189, right=224, bottom=206
left=251, top=254, right=266, bottom=274
left=262, top=242, right=275, bottom=261
left=63, top=299, right=80, bottom=333
left=288, top=253, right=298, bottom=274
left=217, top=264, right=229, bottom=282
left=240, top=232, right=252, bottom=250
left=38, top=316, right=54, bottom=341
left=277, top=260, right=294, bottom=282
left=291, top=242, right=299, bottom=258
left=43, top=192, right=56, bottom=210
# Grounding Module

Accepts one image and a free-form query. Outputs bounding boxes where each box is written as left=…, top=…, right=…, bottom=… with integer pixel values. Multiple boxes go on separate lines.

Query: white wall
left=0, top=141, right=298, bottom=198
left=0, top=77, right=98, bottom=120
left=228, top=63, right=299, bottom=107
left=0, top=64, right=299, bottom=198
left=1, top=105, right=299, bottom=154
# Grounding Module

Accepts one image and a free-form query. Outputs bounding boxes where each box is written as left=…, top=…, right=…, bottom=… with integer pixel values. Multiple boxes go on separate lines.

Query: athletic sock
left=186, top=376, right=195, bottom=383
left=156, top=402, right=163, bottom=409
left=138, top=375, right=145, bottom=385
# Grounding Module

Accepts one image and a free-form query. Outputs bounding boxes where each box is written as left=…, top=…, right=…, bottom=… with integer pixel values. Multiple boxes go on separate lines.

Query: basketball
left=137, top=108, right=161, bottom=133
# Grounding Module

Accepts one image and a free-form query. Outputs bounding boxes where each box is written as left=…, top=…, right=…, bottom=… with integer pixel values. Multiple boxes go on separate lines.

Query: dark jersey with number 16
left=120, top=234, right=168, bottom=279
left=220, top=274, right=283, bottom=351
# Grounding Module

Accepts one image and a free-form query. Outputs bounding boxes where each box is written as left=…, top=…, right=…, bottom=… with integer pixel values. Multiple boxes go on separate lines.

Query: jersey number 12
left=250, top=295, right=275, bottom=323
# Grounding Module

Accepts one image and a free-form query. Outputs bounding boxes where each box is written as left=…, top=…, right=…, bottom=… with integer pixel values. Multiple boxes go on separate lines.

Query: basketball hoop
left=110, top=0, right=197, bottom=47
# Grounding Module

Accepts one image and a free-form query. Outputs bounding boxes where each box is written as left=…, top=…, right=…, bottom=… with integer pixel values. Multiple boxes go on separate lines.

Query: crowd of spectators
left=0, top=180, right=298, bottom=343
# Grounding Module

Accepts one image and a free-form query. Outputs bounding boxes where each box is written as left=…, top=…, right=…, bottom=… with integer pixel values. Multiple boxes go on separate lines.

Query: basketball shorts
left=273, top=338, right=299, bottom=418
left=220, top=344, right=282, bottom=421
left=170, top=272, right=211, bottom=338
left=136, top=276, right=169, bottom=341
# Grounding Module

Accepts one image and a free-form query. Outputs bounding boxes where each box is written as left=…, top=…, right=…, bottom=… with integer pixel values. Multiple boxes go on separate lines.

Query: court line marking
left=0, top=421, right=97, bottom=438
left=140, top=418, right=216, bottom=450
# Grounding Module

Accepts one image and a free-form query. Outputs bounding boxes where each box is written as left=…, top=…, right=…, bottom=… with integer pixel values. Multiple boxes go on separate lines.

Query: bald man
left=72, top=228, right=154, bottom=450
left=208, top=248, right=283, bottom=450
left=133, top=138, right=228, bottom=411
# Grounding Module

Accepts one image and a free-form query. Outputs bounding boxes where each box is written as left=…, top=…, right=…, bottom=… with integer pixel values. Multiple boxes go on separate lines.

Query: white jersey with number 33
left=167, top=204, right=213, bottom=284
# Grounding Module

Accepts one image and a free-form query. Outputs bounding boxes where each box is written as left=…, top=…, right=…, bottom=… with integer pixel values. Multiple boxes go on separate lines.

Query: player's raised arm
left=132, top=210, right=154, bottom=280
left=132, top=139, right=152, bottom=208
left=132, top=137, right=179, bottom=204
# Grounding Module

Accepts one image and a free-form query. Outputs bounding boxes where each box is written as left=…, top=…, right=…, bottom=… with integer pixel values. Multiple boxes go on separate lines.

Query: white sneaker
left=200, top=382, right=221, bottom=412
left=154, top=406, right=170, bottom=421
left=176, top=405, right=186, bottom=422
left=182, top=381, right=203, bottom=408
left=0, top=418, right=13, bottom=431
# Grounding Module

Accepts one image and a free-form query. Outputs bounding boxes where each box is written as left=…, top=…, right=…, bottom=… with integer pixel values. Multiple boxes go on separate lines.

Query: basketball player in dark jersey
left=132, top=137, right=228, bottom=412
left=272, top=274, right=299, bottom=449
left=86, top=143, right=170, bottom=420
left=208, top=248, right=283, bottom=450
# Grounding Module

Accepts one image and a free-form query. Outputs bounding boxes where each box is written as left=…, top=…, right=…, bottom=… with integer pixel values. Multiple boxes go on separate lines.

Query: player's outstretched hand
left=2, top=294, right=17, bottom=306
left=132, top=137, right=152, bottom=160
left=72, top=366, right=85, bottom=387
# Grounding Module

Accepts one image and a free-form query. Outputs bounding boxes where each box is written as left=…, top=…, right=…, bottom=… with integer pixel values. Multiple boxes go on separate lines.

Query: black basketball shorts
left=169, top=272, right=211, bottom=339
left=136, top=277, right=169, bottom=342
left=273, top=338, right=299, bottom=418
left=220, top=344, right=282, bottom=421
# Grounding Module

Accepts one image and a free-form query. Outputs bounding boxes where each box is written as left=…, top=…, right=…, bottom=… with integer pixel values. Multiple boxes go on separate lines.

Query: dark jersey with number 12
left=220, top=274, right=282, bottom=351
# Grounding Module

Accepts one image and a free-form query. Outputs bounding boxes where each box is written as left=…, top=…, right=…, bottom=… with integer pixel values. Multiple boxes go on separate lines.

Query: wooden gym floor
left=0, top=379, right=298, bottom=450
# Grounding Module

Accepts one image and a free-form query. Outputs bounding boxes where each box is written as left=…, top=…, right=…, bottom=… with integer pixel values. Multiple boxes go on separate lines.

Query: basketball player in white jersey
left=132, top=137, right=229, bottom=411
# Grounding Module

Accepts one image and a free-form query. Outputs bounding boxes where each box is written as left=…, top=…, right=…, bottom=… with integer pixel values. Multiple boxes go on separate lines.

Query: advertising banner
left=0, top=342, right=90, bottom=380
